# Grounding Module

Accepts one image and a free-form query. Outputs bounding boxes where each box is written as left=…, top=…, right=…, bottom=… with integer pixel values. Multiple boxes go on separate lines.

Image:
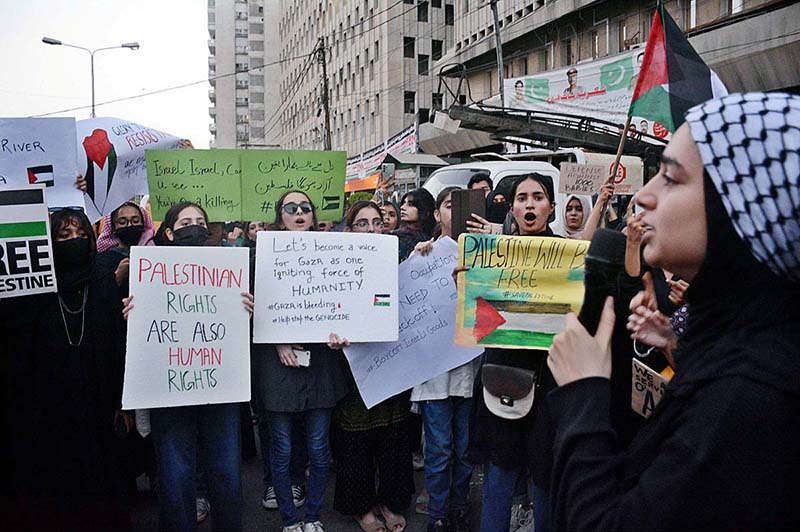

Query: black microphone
left=578, top=229, right=627, bottom=335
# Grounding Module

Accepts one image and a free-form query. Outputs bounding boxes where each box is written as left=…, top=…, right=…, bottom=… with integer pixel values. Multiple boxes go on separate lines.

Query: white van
left=422, top=160, right=572, bottom=235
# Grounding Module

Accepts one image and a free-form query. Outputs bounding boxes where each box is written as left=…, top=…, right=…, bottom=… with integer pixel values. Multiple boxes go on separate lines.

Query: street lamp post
left=42, top=37, right=140, bottom=117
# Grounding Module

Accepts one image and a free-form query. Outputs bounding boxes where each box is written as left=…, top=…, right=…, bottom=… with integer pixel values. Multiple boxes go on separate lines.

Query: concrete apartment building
left=434, top=0, right=799, bottom=111
left=275, top=0, right=456, bottom=155
left=207, top=0, right=281, bottom=149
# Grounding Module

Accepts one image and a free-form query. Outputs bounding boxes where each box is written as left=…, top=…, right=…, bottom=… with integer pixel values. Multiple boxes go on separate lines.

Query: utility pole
left=317, top=37, right=333, bottom=150
left=489, top=0, right=506, bottom=108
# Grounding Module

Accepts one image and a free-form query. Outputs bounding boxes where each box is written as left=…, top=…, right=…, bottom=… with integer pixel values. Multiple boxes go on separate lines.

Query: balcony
left=236, top=132, right=249, bottom=142
left=209, top=107, right=216, bottom=118
left=208, top=90, right=215, bottom=103
left=236, top=98, right=249, bottom=107
left=209, top=123, right=216, bottom=134
left=235, top=80, right=249, bottom=89
left=208, top=39, right=215, bottom=53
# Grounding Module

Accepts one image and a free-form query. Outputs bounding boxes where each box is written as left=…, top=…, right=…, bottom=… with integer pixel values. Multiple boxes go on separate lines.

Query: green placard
left=240, top=150, right=346, bottom=222
left=146, top=149, right=242, bottom=222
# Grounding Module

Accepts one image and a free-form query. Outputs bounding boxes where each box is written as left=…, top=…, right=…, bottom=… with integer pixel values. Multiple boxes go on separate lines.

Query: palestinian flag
left=629, top=1, right=727, bottom=132
left=473, top=297, right=571, bottom=349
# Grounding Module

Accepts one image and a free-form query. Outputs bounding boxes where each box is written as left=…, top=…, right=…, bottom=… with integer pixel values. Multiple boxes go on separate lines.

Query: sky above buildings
left=0, top=0, right=211, bottom=146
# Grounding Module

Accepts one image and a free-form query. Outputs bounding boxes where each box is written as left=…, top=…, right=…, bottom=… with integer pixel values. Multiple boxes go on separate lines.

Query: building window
left=404, top=91, right=415, bottom=114
left=404, top=37, right=415, bottom=58
left=462, top=0, right=469, bottom=14
left=404, top=0, right=414, bottom=4
left=418, top=1, right=428, bottom=22
left=432, top=0, right=441, bottom=7
left=591, top=30, right=599, bottom=58
left=688, top=0, right=697, bottom=28
left=369, top=60, right=374, bottom=80
left=445, top=4, right=454, bottom=25
left=561, top=38, right=572, bottom=66
left=432, top=39, right=443, bottom=61
left=432, top=92, right=443, bottom=109
left=418, top=54, right=429, bottom=75
left=419, top=108, right=430, bottom=123
left=730, top=0, right=744, bottom=14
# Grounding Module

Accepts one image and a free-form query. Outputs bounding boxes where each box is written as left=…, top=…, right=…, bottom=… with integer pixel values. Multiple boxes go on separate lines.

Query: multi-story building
left=435, top=0, right=799, bottom=104
left=275, top=1, right=456, bottom=155
left=207, top=0, right=281, bottom=149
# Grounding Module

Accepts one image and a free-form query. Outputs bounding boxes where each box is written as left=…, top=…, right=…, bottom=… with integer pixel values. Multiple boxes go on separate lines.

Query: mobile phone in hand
left=293, top=349, right=311, bottom=367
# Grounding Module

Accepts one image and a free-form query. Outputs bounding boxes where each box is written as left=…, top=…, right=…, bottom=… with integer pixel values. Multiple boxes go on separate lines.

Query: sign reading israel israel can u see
left=0, top=185, right=57, bottom=298
left=455, top=234, right=587, bottom=349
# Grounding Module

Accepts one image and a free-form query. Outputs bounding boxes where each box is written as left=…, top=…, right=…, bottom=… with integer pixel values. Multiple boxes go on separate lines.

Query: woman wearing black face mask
left=96, top=202, right=153, bottom=296
left=122, top=201, right=252, bottom=532
left=0, top=209, right=132, bottom=531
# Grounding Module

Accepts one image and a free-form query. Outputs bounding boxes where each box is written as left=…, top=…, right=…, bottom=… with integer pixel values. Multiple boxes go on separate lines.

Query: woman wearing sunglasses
left=251, top=191, right=349, bottom=532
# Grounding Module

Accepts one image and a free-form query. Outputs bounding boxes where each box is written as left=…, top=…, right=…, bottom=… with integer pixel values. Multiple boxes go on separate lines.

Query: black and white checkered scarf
left=685, top=92, right=800, bottom=283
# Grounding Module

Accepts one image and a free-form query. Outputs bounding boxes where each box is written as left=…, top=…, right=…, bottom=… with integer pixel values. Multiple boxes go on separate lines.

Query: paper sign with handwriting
left=455, top=234, right=587, bottom=349
left=146, top=149, right=242, bottom=222
left=0, top=117, right=83, bottom=209
left=559, top=163, right=606, bottom=195
left=122, top=246, right=251, bottom=409
left=253, top=231, right=398, bottom=343
left=344, top=237, right=482, bottom=408
left=241, top=150, right=346, bottom=222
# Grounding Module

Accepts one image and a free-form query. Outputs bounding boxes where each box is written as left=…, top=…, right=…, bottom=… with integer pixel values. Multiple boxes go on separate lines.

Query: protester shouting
left=0, top=208, right=131, bottom=531
left=251, top=190, right=349, bottom=532
left=546, top=92, right=800, bottom=531
left=411, top=187, right=478, bottom=532
left=122, top=201, right=254, bottom=532
left=468, top=173, right=560, bottom=532
left=331, top=201, right=412, bottom=532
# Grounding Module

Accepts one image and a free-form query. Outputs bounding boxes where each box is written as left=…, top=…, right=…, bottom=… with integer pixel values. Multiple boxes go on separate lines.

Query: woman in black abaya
left=0, top=209, right=131, bottom=531
left=547, top=92, right=800, bottom=531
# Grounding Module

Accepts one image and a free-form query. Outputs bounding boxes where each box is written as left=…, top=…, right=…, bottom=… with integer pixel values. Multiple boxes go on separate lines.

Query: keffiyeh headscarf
left=96, top=201, right=156, bottom=253
left=685, top=92, right=800, bottom=283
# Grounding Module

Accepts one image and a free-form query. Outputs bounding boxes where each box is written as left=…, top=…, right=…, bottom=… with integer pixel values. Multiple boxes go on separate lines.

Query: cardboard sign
left=0, top=186, right=57, bottom=298
left=78, top=118, right=182, bottom=222
left=344, top=238, right=482, bottom=408
left=559, top=163, right=606, bottom=195
left=122, top=246, right=251, bottom=409
left=631, top=358, right=670, bottom=418
left=241, top=150, right=346, bottom=222
left=455, top=234, right=587, bottom=350
left=252, top=231, right=398, bottom=343
left=0, top=118, right=84, bottom=209
left=146, top=149, right=242, bottom=222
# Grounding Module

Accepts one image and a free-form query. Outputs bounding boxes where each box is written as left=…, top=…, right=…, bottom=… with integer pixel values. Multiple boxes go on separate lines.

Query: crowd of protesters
left=1, top=92, right=798, bottom=532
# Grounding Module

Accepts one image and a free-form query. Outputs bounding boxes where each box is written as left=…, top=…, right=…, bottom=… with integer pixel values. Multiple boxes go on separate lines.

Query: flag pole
left=599, top=115, right=631, bottom=226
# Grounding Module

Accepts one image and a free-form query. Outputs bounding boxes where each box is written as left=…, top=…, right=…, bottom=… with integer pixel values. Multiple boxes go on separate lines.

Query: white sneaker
left=282, top=523, right=304, bottom=532
left=292, top=484, right=306, bottom=507
left=196, top=497, right=210, bottom=524
left=302, top=521, right=325, bottom=532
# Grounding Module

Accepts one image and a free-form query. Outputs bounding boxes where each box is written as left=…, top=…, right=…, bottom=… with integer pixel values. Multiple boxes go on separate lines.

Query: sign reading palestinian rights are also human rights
left=252, top=231, right=398, bottom=344
left=0, top=118, right=84, bottom=209
left=455, top=234, right=587, bottom=350
left=0, top=185, right=58, bottom=299
left=122, top=246, right=251, bottom=409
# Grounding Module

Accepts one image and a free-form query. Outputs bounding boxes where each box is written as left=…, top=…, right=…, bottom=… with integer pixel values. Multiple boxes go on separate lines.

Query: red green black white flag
left=629, top=1, right=727, bottom=132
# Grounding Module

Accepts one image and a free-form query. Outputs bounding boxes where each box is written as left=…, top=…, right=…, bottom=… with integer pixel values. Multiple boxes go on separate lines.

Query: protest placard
left=0, top=118, right=83, bottom=209
left=558, top=163, right=607, bottom=195
left=631, top=358, right=671, bottom=418
left=241, top=150, right=347, bottom=222
left=145, top=149, right=242, bottom=222
left=78, top=118, right=182, bottom=222
left=252, top=231, right=398, bottom=343
left=343, top=238, right=482, bottom=408
left=455, top=234, right=587, bottom=349
left=0, top=186, right=58, bottom=298
left=122, top=246, right=250, bottom=409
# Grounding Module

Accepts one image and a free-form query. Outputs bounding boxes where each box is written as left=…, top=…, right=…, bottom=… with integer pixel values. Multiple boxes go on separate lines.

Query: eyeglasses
left=282, top=201, right=313, bottom=215
left=352, top=218, right=384, bottom=230
left=114, top=217, right=143, bottom=228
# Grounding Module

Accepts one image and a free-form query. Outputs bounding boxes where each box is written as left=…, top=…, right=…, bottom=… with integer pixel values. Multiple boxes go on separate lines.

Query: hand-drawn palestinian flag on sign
left=473, top=297, right=571, bottom=349
left=628, top=1, right=727, bottom=132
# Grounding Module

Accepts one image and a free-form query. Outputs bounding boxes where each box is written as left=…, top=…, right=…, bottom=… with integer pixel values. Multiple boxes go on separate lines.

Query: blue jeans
left=480, top=463, right=550, bottom=532
left=259, top=412, right=308, bottom=488
left=420, top=397, right=473, bottom=521
left=268, top=408, right=332, bottom=526
left=150, top=403, right=242, bottom=532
